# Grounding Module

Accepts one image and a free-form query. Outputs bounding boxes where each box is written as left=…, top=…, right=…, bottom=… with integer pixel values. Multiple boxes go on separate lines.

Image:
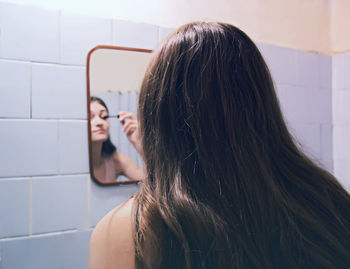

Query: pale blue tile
left=0, top=120, right=59, bottom=177
left=319, top=159, right=333, bottom=175
left=319, top=55, right=332, bottom=89
left=333, top=125, right=350, bottom=160
left=0, top=60, right=31, bottom=118
left=32, top=175, right=88, bottom=233
left=331, top=53, right=350, bottom=90
left=333, top=90, right=350, bottom=125
left=321, top=124, right=333, bottom=161
left=113, top=20, right=158, bottom=50
left=332, top=52, right=350, bottom=90
left=296, top=50, right=321, bottom=88
left=334, top=159, right=350, bottom=192
left=159, top=27, right=174, bottom=42
left=128, top=92, right=138, bottom=115
left=257, top=43, right=297, bottom=85
left=61, top=12, right=113, bottom=65
left=276, top=85, right=331, bottom=124
left=288, top=122, right=321, bottom=160
left=92, top=92, right=119, bottom=117
left=59, top=120, right=89, bottom=174
left=89, top=180, right=139, bottom=226
left=0, top=2, right=59, bottom=62
left=0, top=178, right=30, bottom=238
left=117, top=93, right=130, bottom=156
left=32, top=64, right=86, bottom=119
left=344, top=52, right=350, bottom=89
left=1, top=230, right=91, bottom=269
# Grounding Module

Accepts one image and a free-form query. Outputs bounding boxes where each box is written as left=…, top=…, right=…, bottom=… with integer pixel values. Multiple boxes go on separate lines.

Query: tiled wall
left=332, top=52, right=350, bottom=190
left=0, top=2, right=348, bottom=268
left=257, top=44, right=333, bottom=173
left=0, top=2, right=172, bottom=268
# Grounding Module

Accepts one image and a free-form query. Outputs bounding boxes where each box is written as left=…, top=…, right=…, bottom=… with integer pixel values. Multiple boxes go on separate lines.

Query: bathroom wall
left=0, top=2, right=168, bottom=267
left=0, top=1, right=346, bottom=268
left=332, top=52, right=350, bottom=190
left=3, top=0, right=332, bottom=54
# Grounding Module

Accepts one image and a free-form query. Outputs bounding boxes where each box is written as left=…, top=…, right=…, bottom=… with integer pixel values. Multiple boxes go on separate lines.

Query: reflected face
left=90, top=101, right=110, bottom=142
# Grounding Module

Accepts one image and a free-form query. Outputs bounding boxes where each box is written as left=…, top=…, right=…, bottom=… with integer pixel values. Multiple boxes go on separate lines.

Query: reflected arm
left=114, top=152, right=145, bottom=181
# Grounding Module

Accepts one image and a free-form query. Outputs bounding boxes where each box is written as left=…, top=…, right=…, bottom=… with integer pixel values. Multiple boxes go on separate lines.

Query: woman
left=90, top=96, right=144, bottom=183
left=89, top=22, right=350, bottom=268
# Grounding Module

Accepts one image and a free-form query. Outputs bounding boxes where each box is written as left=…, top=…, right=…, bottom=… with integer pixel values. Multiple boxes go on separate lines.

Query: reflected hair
left=90, top=96, right=116, bottom=157
left=135, top=22, right=350, bottom=268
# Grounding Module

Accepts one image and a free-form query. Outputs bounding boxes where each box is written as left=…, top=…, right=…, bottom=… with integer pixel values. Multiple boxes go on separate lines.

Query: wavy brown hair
left=134, top=22, right=350, bottom=268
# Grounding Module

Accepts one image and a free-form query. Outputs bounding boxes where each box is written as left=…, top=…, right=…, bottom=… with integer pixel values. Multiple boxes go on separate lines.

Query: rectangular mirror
left=86, top=45, right=152, bottom=185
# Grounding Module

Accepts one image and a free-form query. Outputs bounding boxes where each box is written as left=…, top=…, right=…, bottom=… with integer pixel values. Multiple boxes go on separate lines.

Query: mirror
left=86, top=45, right=152, bottom=185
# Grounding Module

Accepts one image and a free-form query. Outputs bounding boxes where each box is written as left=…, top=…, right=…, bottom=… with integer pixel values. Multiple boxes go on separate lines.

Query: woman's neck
left=92, top=142, right=104, bottom=167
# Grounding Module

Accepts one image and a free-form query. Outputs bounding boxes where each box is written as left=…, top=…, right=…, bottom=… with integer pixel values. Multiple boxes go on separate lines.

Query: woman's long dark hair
left=134, top=22, right=350, bottom=268
left=90, top=96, right=116, bottom=157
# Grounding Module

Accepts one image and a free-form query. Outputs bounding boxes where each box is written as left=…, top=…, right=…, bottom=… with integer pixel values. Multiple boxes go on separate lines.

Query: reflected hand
left=118, top=111, right=142, bottom=155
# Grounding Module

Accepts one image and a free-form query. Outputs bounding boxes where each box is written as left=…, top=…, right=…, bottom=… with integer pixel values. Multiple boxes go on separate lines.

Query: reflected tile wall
left=332, top=52, right=350, bottom=190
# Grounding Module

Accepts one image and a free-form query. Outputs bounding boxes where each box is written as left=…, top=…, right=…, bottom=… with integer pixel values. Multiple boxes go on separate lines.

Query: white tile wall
left=333, top=159, right=350, bottom=192
left=93, top=92, right=119, bottom=117
left=288, top=122, right=322, bottom=160
left=319, top=55, right=332, bottom=89
left=60, top=12, right=113, bottom=65
left=333, top=125, right=350, bottom=160
left=276, top=85, right=331, bottom=124
left=0, top=178, right=30, bottom=238
left=333, top=89, right=350, bottom=125
left=32, top=175, right=88, bottom=234
left=0, top=59, right=31, bottom=118
left=257, top=43, right=297, bottom=85
left=0, top=120, right=59, bottom=177
left=32, top=63, right=86, bottom=119
left=159, top=27, right=175, bottom=42
left=0, top=2, right=59, bottom=63
left=58, top=120, right=89, bottom=174
left=332, top=52, right=350, bottom=191
left=296, top=50, right=321, bottom=88
left=332, top=53, right=350, bottom=90
left=89, top=180, right=139, bottom=226
left=113, top=20, right=159, bottom=50
left=321, top=124, right=333, bottom=161
left=1, top=230, right=91, bottom=268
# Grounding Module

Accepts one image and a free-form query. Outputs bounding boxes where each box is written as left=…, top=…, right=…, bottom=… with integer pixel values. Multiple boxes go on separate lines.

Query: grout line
left=1, top=229, right=79, bottom=242
left=0, top=173, right=90, bottom=180
left=58, top=10, right=62, bottom=64
left=29, top=177, right=32, bottom=235
left=30, top=62, right=32, bottom=119
left=57, top=119, right=61, bottom=174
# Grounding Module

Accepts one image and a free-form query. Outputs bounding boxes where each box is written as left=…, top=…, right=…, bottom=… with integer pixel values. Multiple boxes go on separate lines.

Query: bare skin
left=89, top=198, right=135, bottom=269
left=93, top=152, right=144, bottom=183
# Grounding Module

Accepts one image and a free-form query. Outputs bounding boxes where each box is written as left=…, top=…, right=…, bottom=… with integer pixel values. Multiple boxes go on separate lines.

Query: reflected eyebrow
left=99, top=109, right=108, bottom=114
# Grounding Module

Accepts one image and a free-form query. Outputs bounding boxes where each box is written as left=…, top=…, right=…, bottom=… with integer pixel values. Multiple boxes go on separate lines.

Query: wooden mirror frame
left=86, top=45, right=152, bottom=186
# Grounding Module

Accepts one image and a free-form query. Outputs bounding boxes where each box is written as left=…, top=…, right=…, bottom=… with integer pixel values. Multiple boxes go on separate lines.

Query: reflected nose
left=92, top=117, right=103, bottom=126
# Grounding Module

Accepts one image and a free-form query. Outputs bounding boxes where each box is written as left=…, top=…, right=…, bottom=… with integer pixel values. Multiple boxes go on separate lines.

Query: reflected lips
left=94, top=129, right=106, bottom=134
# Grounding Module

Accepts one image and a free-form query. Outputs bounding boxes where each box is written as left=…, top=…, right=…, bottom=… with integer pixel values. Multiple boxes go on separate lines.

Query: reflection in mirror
left=87, top=46, right=152, bottom=185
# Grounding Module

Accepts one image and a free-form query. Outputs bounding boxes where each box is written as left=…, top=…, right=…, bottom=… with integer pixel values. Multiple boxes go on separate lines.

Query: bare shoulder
left=89, top=197, right=135, bottom=269
left=113, top=151, right=132, bottom=166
